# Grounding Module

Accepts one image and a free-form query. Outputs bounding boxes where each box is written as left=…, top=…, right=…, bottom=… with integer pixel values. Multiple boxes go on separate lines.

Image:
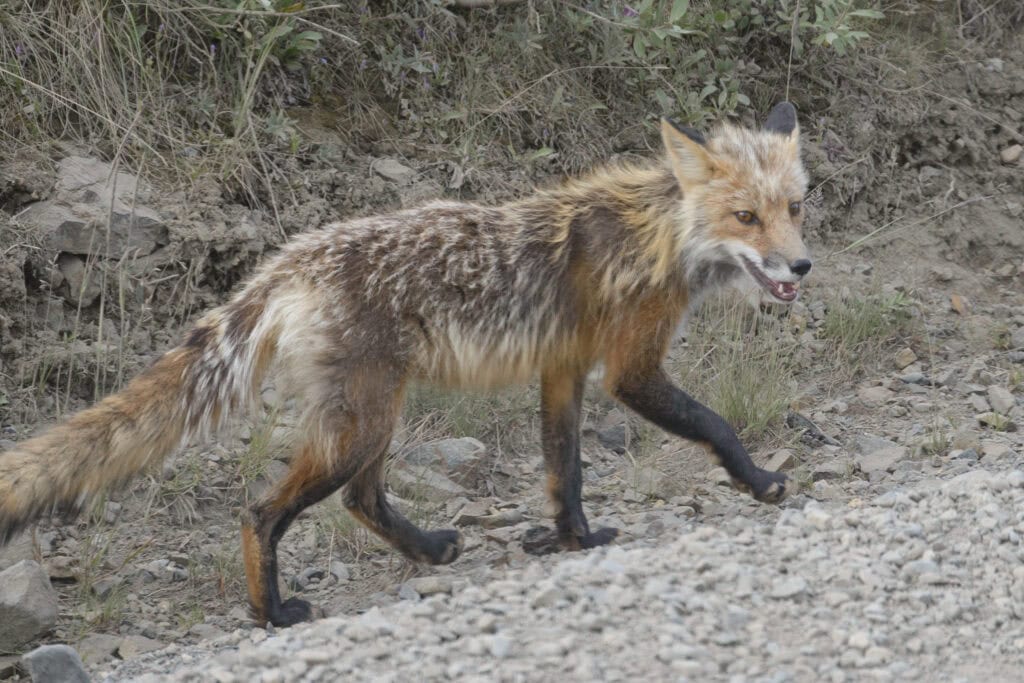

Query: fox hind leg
left=243, top=441, right=352, bottom=627
left=343, top=454, right=463, bottom=566
left=242, top=366, right=407, bottom=627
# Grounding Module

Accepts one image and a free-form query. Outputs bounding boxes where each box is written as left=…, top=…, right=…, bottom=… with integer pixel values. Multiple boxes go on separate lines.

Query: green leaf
left=699, top=84, right=718, bottom=100
left=670, top=0, right=690, bottom=23
left=736, top=92, right=750, bottom=106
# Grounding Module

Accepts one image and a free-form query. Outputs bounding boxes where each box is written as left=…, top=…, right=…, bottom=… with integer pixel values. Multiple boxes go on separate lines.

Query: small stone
left=404, top=575, right=454, bottom=596
left=812, top=460, right=852, bottom=482
left=0, top=560, right=58, bottom=651
left=895, top=348, right=917, bottom=369
left=22, top=645, right=89, bottom=683
left=328, top=560, right=350, bottom=583
left=987, top=386, right=1016, bottom=414
left=770, top=576, right=808, bottom=599
left=118, top=635, right=166, bottom=659
left=104, top=500, right=122, bottom=523
left=1011, top=326, right=1024, bottom=350
left=372, top=158, right=415, bottom=184
left=950, top=294, right=971, bottom=315
left=848, top=631, right=871, bottom=650
left=388, top=465, right=467, bottom=501
left=1000, top=144, right=1023, bottom=164
left=402, top=437, right=487, bottom=486
left=856, top=446, right=907, bottom=474
left=489, top=634, right=513, bottom=658
left=858, top=386, right=894, bottom=405
left=92, top=575, right=123, bottom=600
left=76, top=632, right=122, bottom=664
left=767, top=449, right=798, bottom=471
left=976, top=413, right=1017, bottom=432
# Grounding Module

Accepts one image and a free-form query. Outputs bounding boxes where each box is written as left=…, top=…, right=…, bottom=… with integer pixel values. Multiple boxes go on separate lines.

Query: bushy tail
left=0, top=280, right=282, bottom=544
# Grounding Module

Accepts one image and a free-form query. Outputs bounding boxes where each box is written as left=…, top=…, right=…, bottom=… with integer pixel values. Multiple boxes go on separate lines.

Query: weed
left=818, top=288, right=916, bottom=374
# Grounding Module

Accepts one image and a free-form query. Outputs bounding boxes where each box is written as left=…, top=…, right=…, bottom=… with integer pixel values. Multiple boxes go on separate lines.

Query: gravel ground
left=100, top=457, right=1024, bottom=683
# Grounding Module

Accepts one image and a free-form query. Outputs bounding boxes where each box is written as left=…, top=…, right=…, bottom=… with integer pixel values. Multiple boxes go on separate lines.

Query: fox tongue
left=779, top=282, right=797, bottom=296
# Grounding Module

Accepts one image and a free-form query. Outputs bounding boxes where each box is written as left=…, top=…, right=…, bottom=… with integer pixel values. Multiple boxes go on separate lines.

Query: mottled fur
left=0, top=103, right=812, bottom=626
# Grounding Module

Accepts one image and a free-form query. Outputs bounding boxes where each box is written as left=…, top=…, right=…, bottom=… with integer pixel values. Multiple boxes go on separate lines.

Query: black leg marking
left=541, top=371, right=619, bottom=551
left=615, top=368, right=789, bottom=503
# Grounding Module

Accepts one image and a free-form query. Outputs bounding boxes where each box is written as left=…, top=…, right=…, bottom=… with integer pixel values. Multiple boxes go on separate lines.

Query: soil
left=0, top=27, right=1022, bottom=682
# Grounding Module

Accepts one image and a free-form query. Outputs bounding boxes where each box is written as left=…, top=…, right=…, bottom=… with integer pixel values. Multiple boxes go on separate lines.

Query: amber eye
left=734, top=211, right=758, bottom=225
left=789, top=201, right=802, bottom=216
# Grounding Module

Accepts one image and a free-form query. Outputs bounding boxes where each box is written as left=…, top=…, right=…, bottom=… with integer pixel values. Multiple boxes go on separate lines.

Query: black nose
left=790, top=259, right=812, bottom=277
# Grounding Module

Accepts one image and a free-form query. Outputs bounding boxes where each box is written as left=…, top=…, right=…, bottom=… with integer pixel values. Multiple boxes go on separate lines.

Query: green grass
left=818, top=287, right=916, bottom=374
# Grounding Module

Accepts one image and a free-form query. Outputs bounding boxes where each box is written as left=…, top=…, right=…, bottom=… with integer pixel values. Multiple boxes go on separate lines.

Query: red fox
left=0, top=103, right=811, bottom=627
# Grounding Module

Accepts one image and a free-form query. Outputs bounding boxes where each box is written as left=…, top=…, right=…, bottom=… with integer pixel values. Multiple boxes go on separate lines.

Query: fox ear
left=764, top=102, right=799, bottom=138
left=661, top=118, right=714, bottom=188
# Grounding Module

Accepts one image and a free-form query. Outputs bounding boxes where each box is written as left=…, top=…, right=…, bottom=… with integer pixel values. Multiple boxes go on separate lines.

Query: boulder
left=0, top=560, right=59, bottom=652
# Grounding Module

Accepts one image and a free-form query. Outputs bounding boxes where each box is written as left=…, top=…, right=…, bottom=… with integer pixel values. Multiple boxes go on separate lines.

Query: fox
left=0, top=102, right=812, bottom=627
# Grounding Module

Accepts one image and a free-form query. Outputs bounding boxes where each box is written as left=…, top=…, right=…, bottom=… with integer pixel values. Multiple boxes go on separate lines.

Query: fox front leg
left=613, top=367, right=789, bottom=502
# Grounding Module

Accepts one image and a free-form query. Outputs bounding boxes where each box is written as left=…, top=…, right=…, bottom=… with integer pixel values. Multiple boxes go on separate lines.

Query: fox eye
left=789, top=201, right=802, bottom=216
left=734, top=211, right=758, bottom=225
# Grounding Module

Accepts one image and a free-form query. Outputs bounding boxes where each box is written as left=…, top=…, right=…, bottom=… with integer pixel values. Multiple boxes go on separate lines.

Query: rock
left=19, top=156, right=166, bottom=259
left=894, top=347, right=917, bottom=369
left=0, top=560, right=59, bottom=651
left=328, top=560, right=350, bottom=583
left=1011, top=326, right=1024, bottom=350
left=372, top=159, right=415, bottom=184
left=627, top=465, right=683, bottom=500
left=950, top=294, right=971, bottom=315
left=969, top=394, right=991, bottom=413
left=976, top=413, right=1017, bottom=432
left=812, top=460, right=852, bottom=482
left=1000, top=144, right=1023, bottom=164
left=403, top=576, right=454, bottom=596
left=56, top=252, right=102, bottom=307
left=0, top=655, right=19, bottom=679
left=476, top=510, right=524, bottom=529
left=856, top=446, right=908, bottom=474
left=22, top=644, right=89, bottom=683
left=76, top=632, right=122, bottom=665
left=92, top=575, right=123, bottom=600
left=401, top=438, right=487, bottom=485
left=766, top=449, right=798, bottom=471
left=981, top=440, right=1015, bottom=460
left=770, top=576, right=808, bottom=599
left=0, top=532, right=36, bottom=572
left=388, top=465, right=467, bottom=502
left=118, top=635, right=166, bottom=659
left=452, top=500, right=495, bottom=527
left=857, top=386, right=893, bottom=405
left=987, top=386, right=1016, bottom=414
left=853, top=434, right=899, bottom=454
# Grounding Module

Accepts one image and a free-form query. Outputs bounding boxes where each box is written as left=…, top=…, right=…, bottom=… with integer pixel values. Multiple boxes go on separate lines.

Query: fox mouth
left=740, top=256, right=799, bottom=303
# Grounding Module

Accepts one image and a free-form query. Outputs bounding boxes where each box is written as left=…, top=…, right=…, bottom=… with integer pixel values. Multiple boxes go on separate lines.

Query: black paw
left=521, top=525, right=620, bottom=554
left=269, top=597, right=323, bottom=627
left=746, top=470, right=790, bottom=504
left=577, top=527, right=619, bottom=549
left=421, top=529, right=463, bottom=565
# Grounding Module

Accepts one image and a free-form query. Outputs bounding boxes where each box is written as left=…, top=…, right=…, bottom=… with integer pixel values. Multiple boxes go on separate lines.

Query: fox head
left=662, top=103, right=811, bottom=303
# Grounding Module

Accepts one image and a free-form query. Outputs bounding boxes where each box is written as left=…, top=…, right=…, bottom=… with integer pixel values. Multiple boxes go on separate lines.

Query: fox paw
left=268, top=597, right=324, bottom=628
left=743, top=470, right=790, bottom=504
left=422, top=529, right=463, bottom=565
